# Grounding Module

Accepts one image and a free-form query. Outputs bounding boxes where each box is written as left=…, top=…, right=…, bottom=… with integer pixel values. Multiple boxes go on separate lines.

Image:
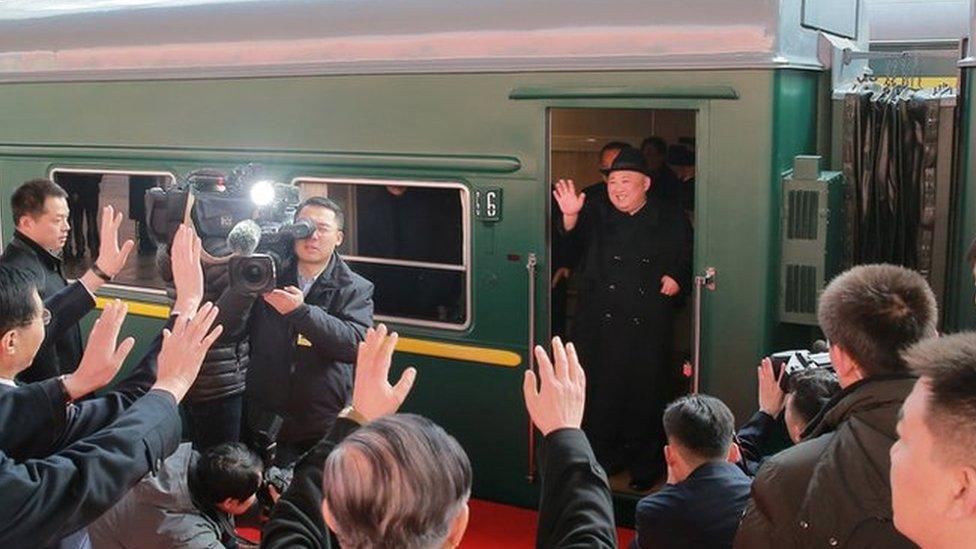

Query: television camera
left=768, top=340, right=833, bottom=392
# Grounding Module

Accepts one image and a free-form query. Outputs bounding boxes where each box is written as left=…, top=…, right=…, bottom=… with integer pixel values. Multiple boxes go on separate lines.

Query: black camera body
left=769, top=345, right=833, bottom=392
left=228, top=254, right=277, bottom=295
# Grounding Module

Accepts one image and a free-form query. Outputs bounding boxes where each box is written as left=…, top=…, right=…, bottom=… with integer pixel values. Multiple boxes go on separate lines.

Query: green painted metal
left=0, top=68, right=817, bottom=512
left=509, top=85, right=740, bottom=100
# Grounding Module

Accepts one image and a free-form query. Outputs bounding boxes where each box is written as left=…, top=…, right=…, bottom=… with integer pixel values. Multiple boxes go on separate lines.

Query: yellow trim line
left=94, top=298, right=522, bottom=368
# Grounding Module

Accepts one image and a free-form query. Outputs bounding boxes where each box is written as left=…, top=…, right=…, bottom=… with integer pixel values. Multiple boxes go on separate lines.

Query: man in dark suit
left=1, top=179, right=133, bottom=383
left=632, top=394, right=752, bottom=549
left=0, top=225, right=223, bottom=548
left=245, top=196, right=373, bottom=466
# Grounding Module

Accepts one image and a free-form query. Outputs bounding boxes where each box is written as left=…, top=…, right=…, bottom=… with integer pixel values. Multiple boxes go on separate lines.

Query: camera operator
left=89, top=441, right=263, bottom=549
left=245, top=196, right=373, bottom=466
left=736, top=358, right=839, bottom=475
left=735, top=264, right=938, bottom=549
left=0, top=226, right=225, bottom=548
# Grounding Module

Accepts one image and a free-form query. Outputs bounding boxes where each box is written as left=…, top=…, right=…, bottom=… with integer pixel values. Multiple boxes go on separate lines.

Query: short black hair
left=195, top=443, right=263, bottom=503
left=787, top=369, right=840, bottom=425
left=600, top=141, right=631, bottom=156
left=11, top=179, right=68, bottom=225
left=640, top=136, right=667, bottom=156
left=902, top=332, right=976, bottom=464
left=662, top=394, right=735, bottom=460
left=0, top=266, right=39, bottom=337
left=296, top=196, right=345, bottom=230
left=817, top=264, right=938, bottom=376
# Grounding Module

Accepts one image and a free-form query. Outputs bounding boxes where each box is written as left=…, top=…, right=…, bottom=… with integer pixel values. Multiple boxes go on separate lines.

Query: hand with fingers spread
left=79, top=205, right=135, bottom=293
left=553, top=180, right=585, bottom=232
left=758, top=357, right=786, bottom=418
left=351, top=324, right=417, bottom=422
left=151, top=302, right=224, bottom=403
left=523, top=336, right=586, bottom=436
left=95, top=205, right=135, bottom=278
left=62, top=299, right=137, bottom=400
left=263, top=286, right=305, bottom=316
left=169, top=224, right=204, bottom=317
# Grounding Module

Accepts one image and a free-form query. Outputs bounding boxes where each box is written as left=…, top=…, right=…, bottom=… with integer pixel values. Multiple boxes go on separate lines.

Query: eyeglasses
left=41, top=308, right=51, bottom=326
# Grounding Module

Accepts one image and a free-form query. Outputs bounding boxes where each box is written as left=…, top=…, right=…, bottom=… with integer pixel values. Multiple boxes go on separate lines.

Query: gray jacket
left=89, top=443, right=224, bottom=549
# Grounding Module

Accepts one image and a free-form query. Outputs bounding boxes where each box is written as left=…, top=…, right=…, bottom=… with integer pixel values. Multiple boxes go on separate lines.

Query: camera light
left=250, top=180, right=276, bottom=207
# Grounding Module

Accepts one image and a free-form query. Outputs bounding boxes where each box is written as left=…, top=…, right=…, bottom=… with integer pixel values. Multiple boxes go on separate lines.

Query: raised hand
left=552, top=179, right=585, bottom=217
left=170, top=224, right=204, bottom=317
left=351, top=324, right=417, bottom=422
left=523, top=336, right=586, bottom=436
left=758, top=357, right=786, bottom=418
left=95, top=205, right=135, bottom=278
left=152, top=302, right=223, bottom=403
left=62, top=300, right=136, bottom=400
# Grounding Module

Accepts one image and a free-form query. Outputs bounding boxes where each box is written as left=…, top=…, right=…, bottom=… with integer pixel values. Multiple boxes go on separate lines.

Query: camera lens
left=243, top=263, right=266, bottom=284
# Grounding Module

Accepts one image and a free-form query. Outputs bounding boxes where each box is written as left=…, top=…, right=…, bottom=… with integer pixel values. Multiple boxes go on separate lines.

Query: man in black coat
left=735, top=264, right=937, bottom=548
left=1, top=179, right=134, bottom=383
left=245, top=196, right=373, bottom=466
left=554, top=146, right=690, bottom=489
left=631, top=394, right=751, bottom=549
left=0, top=225, right=224, bottom=548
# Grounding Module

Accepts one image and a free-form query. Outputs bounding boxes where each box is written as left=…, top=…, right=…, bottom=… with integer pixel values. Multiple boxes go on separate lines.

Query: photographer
left=736, top=358, right=839, bottom=475
left=245, top=196, right=373, bottom=466
left=89, top=441, right=263, bottom=548
left=735, top=264, right=938, bottom=549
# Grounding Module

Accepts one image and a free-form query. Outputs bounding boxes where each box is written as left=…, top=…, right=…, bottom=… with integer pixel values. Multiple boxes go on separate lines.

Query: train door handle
left=691, top=267, right=717, bottom=394
left=525, top=252, right=538, bottom=482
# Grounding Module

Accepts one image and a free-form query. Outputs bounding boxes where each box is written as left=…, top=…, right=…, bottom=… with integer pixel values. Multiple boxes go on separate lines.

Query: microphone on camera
left=227, top=219, right=262, bottom=256
left=811, top=339, right=830, bottom=353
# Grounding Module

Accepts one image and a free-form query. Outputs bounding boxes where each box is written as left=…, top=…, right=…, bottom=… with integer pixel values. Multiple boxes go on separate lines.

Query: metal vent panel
left=787, top=189, right=819, bottom=240
left=784, top=264, right=818, bottom=314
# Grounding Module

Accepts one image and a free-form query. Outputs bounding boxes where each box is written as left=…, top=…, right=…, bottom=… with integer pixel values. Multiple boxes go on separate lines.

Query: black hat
left=600, top=146, right=650, bottom=177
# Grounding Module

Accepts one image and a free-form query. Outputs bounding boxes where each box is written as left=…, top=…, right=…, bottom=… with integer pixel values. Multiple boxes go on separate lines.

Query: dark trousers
left=70, top=189, right=100, bottom=258
left=184, top=393, right=244, bottom=450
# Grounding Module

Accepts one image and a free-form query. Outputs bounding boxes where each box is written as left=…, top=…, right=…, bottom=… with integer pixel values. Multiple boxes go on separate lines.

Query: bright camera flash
left=250, top=180, right=276, bottom=207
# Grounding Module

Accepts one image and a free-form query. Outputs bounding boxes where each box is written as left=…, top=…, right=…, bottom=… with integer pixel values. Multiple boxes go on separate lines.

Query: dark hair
left=324, top=413, right=472, bottom=549
left=640, top=136, right=667, bottom=156
left=787, top=369, right=840, bottom=425
left=0, top=265, right=39, bottom=337
left=817, top=264, right=938, bottom=376
left=662, top=394, right=735, bottom=460
left=600, top=141, right=631, bottom=156
left=902, top=332, right=976, bottom=464
left=195, top=443, right=263, bottom=503
left=296, top=196, right=345, bottom=230
left=11, top=179, right=67, bottom=225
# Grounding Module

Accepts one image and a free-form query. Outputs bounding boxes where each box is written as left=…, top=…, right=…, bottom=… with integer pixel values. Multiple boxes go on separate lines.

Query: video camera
left=145, top=164, right=313, bottom=294
left=768, top=340, right=833, bottom=392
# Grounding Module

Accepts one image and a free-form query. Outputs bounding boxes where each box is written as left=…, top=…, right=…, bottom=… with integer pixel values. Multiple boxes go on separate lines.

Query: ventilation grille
left=784, top=264, right=818, bottom=314
left=787, top=190, right=819, bottom=240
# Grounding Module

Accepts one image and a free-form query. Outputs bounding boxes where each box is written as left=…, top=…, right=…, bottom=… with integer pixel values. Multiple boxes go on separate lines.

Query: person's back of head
left=785, top=369, right=841, bottom=442
left=662, top=394, right=737, bottom=482
left=322, top=413, right=472, bottom=549
left=192, top=442, right=263, bottom=515
left=892, top=333, right=976, bottom=547
left=817, top=264, right=937, bottom=385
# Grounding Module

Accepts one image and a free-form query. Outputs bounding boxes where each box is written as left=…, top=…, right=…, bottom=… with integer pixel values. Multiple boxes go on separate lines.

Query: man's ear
left=664, top=444, right=676, bottom=466
left=321, top=498, right=338, bottom=534
left=335, top=230, right=344, bottom=248
left=830, top=344, right=863, bottom=383
left=642, top=175, right=652, bottom=191
left=444, top=502, right=470, bottom=548
left=1, top=328, right=18, bottom=356
left=727, top=441, right=742, bottom=464
left=948, top=465, right=976, bottom=520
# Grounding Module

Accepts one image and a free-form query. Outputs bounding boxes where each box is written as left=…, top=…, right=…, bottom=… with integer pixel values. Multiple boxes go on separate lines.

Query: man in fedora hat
left=554, top=145, right=690, bottom=491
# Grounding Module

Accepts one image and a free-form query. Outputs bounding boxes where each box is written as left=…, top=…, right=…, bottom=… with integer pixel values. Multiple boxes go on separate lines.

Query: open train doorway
left=548, top=107, right=697, bottom=495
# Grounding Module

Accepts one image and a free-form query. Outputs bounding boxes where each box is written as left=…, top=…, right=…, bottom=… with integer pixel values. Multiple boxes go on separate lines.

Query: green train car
left=1, top=0, right=968, bottom=522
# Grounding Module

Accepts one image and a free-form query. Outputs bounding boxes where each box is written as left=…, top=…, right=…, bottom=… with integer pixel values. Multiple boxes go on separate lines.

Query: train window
left=293, top=177, right=469, bottom=329
left=50, top=169, right=176, bottom=293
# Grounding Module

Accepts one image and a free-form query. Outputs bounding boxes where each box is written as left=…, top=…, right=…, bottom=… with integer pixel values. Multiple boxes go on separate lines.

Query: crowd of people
left=0, top=171, right=975, bottom=549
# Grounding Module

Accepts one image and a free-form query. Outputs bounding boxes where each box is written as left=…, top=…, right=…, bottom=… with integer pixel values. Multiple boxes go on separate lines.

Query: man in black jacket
left=632, top=394, right=751, bottom=549
left=1, top=178, right=134, bottom=383
left=245, top=196, right=373, bottom=465
left=735, top=264, right=938, bottom=548
left=0, top=225, right=225, bottom=548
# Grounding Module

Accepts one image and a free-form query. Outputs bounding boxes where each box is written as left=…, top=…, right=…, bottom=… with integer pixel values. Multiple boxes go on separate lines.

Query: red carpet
left=238, top=499, right=635, bottom=547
